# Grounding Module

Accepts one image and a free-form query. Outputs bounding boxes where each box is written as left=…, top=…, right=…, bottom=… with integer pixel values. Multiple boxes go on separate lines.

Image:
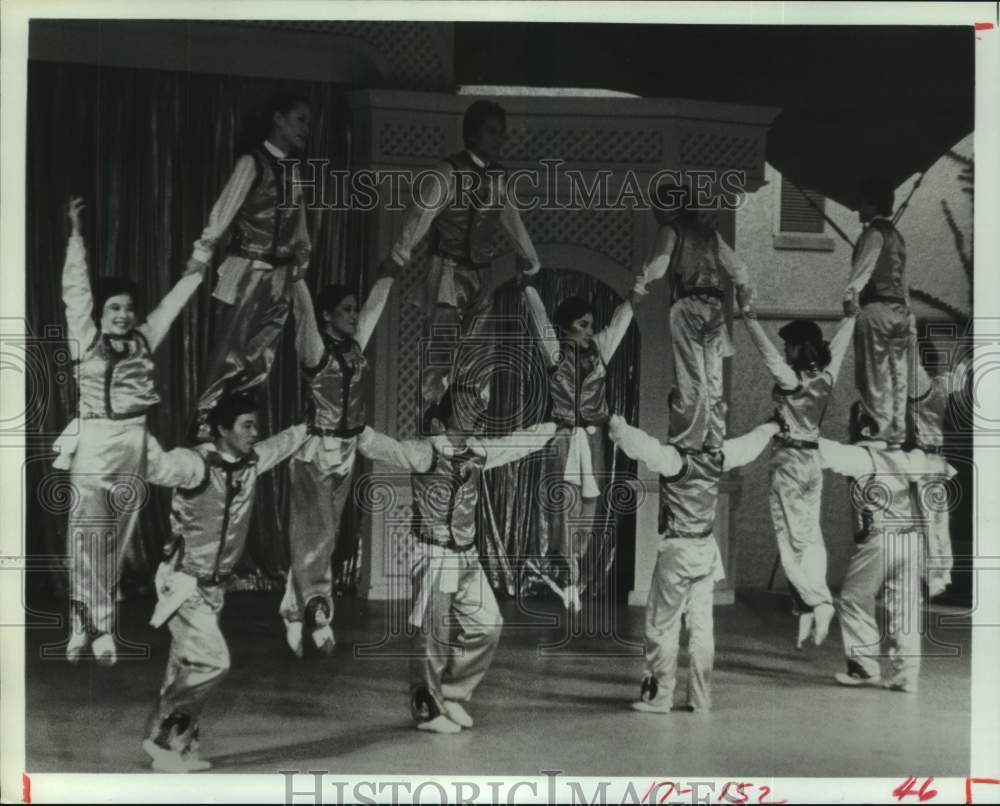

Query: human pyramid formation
left=53, top=94, right=966, bottom=772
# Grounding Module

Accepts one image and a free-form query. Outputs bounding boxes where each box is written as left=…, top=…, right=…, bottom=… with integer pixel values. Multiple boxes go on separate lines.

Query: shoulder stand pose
left=742, top=309, right=856, bottom=647
left=357, top=389, right=556, bottom=734
left=609, top=415, right=779, bottom=714
left=55, top=197, right=205, bottom=666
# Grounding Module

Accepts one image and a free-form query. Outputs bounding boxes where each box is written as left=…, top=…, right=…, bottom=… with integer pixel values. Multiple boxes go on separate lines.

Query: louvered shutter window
left=780, top=181, right=825, bottom=233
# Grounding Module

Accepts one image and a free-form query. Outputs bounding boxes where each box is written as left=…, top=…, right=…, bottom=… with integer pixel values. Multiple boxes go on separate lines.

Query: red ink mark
left=758, top=784, right=788, bottom=805
left=730, top=783, right=751, bottom=804
left=965, top=777, right=1000, bottom=804
left=974, top=23, right=994, bottom=30
left=22, top=773, right=31, bottom=804
left=893, top=777, right=939, bottom=802
left=657, top=782, right=676, bottom=804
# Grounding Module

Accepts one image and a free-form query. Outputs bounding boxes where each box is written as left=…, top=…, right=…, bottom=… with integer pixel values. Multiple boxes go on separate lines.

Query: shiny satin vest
left=76, top=331, right=159, bottom=419
left=304, top=333, right=367, bottom=435
left=170, top=447, right=262, bottom=582
left=773, top=370, right=834, bottom=442
left=668, top=219, right=724, bottom=295
left=548, top=340, right=609, bottom=427
left=908, top=376, right=949, bottom=449
left=658, top=450, right=724, bottom=538
left=857, top=219, right=907, bottom=304
left=430, top=151, right=505, bottom=269
left=411, top=443, right=487, bottom=549
left=230, top=146, right=299, bottom=263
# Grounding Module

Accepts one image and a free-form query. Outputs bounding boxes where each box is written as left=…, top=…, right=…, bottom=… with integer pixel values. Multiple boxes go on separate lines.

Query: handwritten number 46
left=893, top=778, right=939, bottom=802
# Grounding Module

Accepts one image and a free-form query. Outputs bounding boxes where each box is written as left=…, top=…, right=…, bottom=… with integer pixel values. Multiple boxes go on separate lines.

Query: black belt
left=308, top=424, right=366, bottom=439
left=861, top=295, right=907, bottom=307
left=227, top=249, right=296, bottom=267
left=775, top=437, right=819, bottom=450
left=555, top=419, right=607, bottom=430
left=675, top=287, right=724, bottom=301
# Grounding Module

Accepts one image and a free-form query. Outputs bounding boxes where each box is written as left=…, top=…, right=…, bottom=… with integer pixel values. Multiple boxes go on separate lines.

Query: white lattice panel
left=513, top=207, right=634, bottom=268
left=395, top=240, right=431, bottom=439
left=504, top=127, right=663, bottom=164
left=379, top=122, right=448, bottom=159
left=680, top=128, right=758, bottom=170
left=236, top=21, right=449, bottom=89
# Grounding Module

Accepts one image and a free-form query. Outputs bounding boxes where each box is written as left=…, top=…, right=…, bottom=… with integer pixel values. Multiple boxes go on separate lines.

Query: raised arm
left=608, top=415, right=685, bottom=477
left=482, top=422, right=557, bottom=470
left=593, top=297, right=637, bottom=364
left=356, top=277, right=396, bottom=351
left=61, top=222, right=98, bottom=359
left=140, top=269, right=206, bottom=351
left=356, top=426, right=434, bottom=472
left=255, top=423, right=310, bottom=473
left=843, top=227, right=883, bottom=309
left=716, top=232, right=751, bottom=290
left=818, top=438, right=876, bottom=478
left=499, top=187, right=541, bottom=274
left=189, top=155, right=257, bottom=266
left=289, top=280, right=325, bottom=369
left=722, top=421, right=781, bottom=471
left=522, top=286, right=561, bottom=367
left=388, top=160, right=455, bottom=269
left=826, top=315, right=857, bottom=383
left=742, top=317, right=798, bottom=390
left=639, top=224, right=677, bottom=286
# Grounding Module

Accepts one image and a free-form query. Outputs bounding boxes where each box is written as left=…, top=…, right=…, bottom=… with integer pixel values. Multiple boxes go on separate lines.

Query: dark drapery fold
left=477, top=270, right=640, bottom=599
left=26, top=61, right=369, bottom=596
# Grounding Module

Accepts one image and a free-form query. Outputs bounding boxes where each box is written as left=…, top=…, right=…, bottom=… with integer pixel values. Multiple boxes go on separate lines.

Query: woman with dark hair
left=277, top=267, right=398, bottom=657
left=53, top=197, right=205, bottom=666
left=742, top=309, right=856, bottom=647
left=188, top=91, right=314, bottom=439
left=522, top=277, right=647, bottom=612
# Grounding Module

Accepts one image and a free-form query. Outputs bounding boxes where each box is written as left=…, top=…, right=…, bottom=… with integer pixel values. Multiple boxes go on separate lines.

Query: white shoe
left=415, top=715, right=462, bottom=734
left=284, top=620, right=303, bottom=658
left=834, top=671, right=882, bottom=688
left=883, top=679, right=918, bottom=694
left=632, top=699, right=671, bottom=714
left=311, top=626, right=336, bottom=657
left=142, top=739, right=212, bottom=773
left=66, top=629, right=89, bottom=664
left=795, top=612, right=814, bottom=650
left=563, top=584, right=582, bottom=614
left=92, top=633, right=117, bottom=668
left=443, top=701, right=474, bottom=728
left=632, top=676, right=670, bottom=713
left=813, top=603, right=835, bottom=646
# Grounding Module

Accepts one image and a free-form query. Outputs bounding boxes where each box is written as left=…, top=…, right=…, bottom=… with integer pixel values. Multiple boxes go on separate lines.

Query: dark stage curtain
left=25, top=61, right=370, bottom=597
left=476, top=270, right=640, bottom=600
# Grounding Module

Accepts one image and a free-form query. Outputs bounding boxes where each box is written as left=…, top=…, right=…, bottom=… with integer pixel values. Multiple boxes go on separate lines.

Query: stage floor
left=23, top=590, right=971, bottom=777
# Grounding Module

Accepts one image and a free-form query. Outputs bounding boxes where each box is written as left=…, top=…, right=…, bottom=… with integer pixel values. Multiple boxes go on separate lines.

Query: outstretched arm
left=141, top=269, right=206, bottom=351
left=500, top=188, right=541, bottom=274
left=357, top=426, right=434, bottom=472
left=742, top=317, right=798, bottom=390
left=818, top=438, right=876, bottom=478
left=482, top=422, right=558, bottom=470
left=722, top=421, right=781, bottom=471
left=190, top=155, right=257, bottom=266
left=608, top=415, right=684, bottom=477
left=255, top=424, right=310, bottom=473
left=356, top=277, right=396, bottom=350
left=145, top=436, right=207, bottom=490
left=388, top=160, right=455, bottom=268
left=61, top=198, right=98, bottom=359
left=843, top=227, right=883, bottom=311
left=290, top=280, right=325, bottom=369
left=639, top=224, right=677, bottom=286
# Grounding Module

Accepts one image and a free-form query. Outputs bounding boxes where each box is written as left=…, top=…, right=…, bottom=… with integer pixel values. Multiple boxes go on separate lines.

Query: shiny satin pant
left=279, top=458, right=354, bottom=623
left=152, top=583, right=229, bottom=746
left=643, top=538, right=717, bottom=711
left=854, top=301, right=911, bottom=445
left=837, top=530, right=925, bottom=689
left=668, top=296, right=728, bottom=452
left=197, top=266, right=293, bottom=420
left=408, top=546, right=502, bottom=722
left=68, top=419, right=148, bottom=635
left=769, top=447, right=833, bottom=610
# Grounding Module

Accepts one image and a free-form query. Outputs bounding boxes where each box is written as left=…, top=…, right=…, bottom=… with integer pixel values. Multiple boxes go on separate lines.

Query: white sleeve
left=844, top=228, right=883, bottom=298
left=722, top=422, right=781, bottom=470
left=500, top=189, right=541, bottom=273
left=61, top=234, right=98, bottom=359
left=357, top=427, right=434, bottom=472
left=639, top=225, right=676, bottom=285
left=522, top=286, right=561, bottom=367
left=389, top=161, right=455, bottom=267
left=255, top=424, right=310, bottom=473
left=826, top=316, right=857, bottom=383
left=716, top=232, right=751, bottom=288
left=608, top=415, right=684, bottom=477
left=191, top=155, right=256, bottom=264
left=140, top=273, right=203, bottom=351
left=145, top=437, right=207, bottom=490
left=356, top=277, right=395, bottom=351
left=743, top=318, right=798, bottom=390
left=818, top=439, right=875, bottom=477
left=593, top=300, right=635, bottom=364
left=482, top=423, right=557, bottom=470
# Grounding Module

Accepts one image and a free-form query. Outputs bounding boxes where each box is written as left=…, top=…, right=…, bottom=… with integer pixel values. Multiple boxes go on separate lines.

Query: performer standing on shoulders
left=377, top=100, right=542, bottom=418
left=640, top=182, right=755, bottom=452
left=844, top=176, right=910, bottom=446
left=188, top=92, right=313, bottom=440
left=742, top=309, right=856, bottom=647
left=278, top=267, right=399, bottom=658
left=55, top=197, right=206, bottom=666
